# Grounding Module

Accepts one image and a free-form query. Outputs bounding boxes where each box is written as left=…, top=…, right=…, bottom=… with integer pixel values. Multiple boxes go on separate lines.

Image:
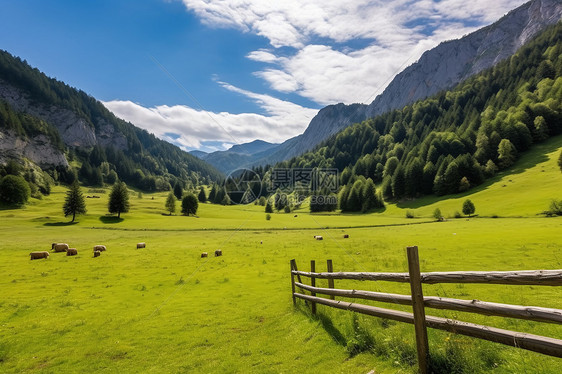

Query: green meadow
left=1, top=136, right=562, bottom=373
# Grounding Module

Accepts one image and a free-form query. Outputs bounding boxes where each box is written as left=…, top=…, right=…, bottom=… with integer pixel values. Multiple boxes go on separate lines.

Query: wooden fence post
left=327, top=259, right=335, bottom=300
left=290, top=259, right=296, bottom=305
left=407, top=246, right=429, bottom=374
left=311, top=260, right=317, bottom=315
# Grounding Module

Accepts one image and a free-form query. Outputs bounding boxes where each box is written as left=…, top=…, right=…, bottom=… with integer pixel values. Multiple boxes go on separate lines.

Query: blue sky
left=0, top=0, right=527, bottom=152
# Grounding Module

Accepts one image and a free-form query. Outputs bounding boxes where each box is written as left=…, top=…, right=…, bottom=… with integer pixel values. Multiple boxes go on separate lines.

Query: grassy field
left=1, top=137, right=561, bottom=373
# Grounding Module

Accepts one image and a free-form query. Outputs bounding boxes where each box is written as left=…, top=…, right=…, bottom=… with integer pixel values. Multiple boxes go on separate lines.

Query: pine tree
left=173, top=182, right=183, bottom=200
left=63, top=180, right=86, bottom=222
left=361, top=178, right=379, bottom=212
left=198, top=186, right=207, bottom=203
left=108, top=181, right=130, bottom=218
left=165, top=192, right=176, bottom=215
left=391, top=165, right=405, bottom=198
left=265, top=200, right=273, bottom=213
left=208, top=184, right=217, bottom=202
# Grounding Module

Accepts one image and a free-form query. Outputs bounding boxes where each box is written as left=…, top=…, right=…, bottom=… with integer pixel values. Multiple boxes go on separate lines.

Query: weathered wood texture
left=292, top=269, right=562, bottom=286
left=294, top=282, right=562, bottom=324
left=310, top=260, right=316, bottom=315
left=407, top=246, right=429, bottom=374
left=290, top=260, right=296, bottom=305
left=327, top=259, right=335, bottom=300
left=294, top=293, right=562, bottom=358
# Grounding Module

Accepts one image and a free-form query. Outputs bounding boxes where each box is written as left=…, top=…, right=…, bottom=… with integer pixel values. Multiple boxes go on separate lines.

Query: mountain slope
left=254, top=0, right=562, bottom=167
left=0, top=50, right=223, bottom=190
left=280, top=22, right=562, bottom=201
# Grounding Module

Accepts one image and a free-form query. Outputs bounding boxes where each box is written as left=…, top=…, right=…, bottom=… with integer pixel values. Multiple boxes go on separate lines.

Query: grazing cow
left=30, top=251, right=49, bottom=260
left=66, top=248, right=78, bottom=256
left=343, top=234, right=349, bottom=238
left=201, top=252, right=208, bottom=258
left=294, top=215, right=298, bottom=217
left=215, top=249, right=222, bottom=257
left=315, top=236, right=323, bottom=240
left=52, top=243, right=69, bottom=252
left=93, top=245, right=106, bottom=252
left=137, top=242, right=146, bottom=249
left=93, top=250, right=101, bottom=258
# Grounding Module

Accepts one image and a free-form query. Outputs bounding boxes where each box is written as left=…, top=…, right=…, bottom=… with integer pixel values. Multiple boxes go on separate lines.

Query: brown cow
left=93, top=245, right=106, bottom=252
left=66, top=248, right=78, bottom=256
left=201, top=252, right=208, bottom=258
left=30, top=251, right=50, bottom=260
left=137, top=243, right=146, bottom=249
left=214, top=249, right=222, bottom=257
left=93, top=250, right=101, bottom=258
left=343, top=234, right=349, bottom=238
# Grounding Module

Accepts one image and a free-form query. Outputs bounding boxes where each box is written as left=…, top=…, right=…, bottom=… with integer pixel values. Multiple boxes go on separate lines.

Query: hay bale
left=136, top=242, right=146, bottom=249
left=93, top=250, right=101, bottom=258
left=52, top=243, right=69, bottom=252
left=215, top=249, right=222, bottom=257
left=93, top=245, right=106, bottom=252
left=66, top=248, right=78, bottom=256
left=201, top=252, right=208, bottom=258
left=30, top=251, right=49, bottom=260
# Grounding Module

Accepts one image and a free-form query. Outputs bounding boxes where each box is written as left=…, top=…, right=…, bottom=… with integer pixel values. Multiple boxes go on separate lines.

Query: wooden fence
left=290, top=246, right=562, bottom=374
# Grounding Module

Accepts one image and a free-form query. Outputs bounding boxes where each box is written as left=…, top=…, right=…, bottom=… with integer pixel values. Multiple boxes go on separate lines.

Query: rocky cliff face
left=256, top=0, right=562, bottom=167
left=0, top=130, right=68, bottom=167
left=366, top=0, right=562, bottom=118
left=0, top=79, right=128, bottom=150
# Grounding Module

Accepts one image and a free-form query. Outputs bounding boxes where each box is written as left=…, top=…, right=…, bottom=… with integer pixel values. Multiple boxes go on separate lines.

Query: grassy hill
left=0, top=137, right=561, bottom=373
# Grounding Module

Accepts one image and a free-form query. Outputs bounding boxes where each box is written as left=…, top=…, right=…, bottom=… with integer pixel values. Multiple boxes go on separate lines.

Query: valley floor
left=1, top=137, right=561, bottom=373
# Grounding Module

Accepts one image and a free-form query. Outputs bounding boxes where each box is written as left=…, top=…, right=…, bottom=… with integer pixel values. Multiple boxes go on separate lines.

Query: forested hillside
left=0, top=50, right=223, bottom=192
left=277, top=22, right=562, bottom=203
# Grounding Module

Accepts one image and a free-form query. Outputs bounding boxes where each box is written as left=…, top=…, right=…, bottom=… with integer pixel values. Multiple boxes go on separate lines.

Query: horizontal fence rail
left=295, top=282, right=562, bottom=324
left=292, top=269, right=562, bottom=286
left=294, top=293, right=562, bottom=358
left=290, top=246, right=562, bottom=373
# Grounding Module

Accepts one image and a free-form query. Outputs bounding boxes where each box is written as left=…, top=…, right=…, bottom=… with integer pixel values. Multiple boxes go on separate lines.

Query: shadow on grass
left=44, top=221, right=79, bottom=227
left=99, top=216, right=124, bottom=224
left=0, top=203, right=24, bottom=211
left=295, top=303, right=347, bottom=347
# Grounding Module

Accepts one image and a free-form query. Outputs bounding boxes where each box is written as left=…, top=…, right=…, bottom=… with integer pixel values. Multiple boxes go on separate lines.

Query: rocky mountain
left=193, top=140, right=279, bottom=174
left=251, top=0, right=562, bottom=167
left=0, top=50, right=223, bottom=189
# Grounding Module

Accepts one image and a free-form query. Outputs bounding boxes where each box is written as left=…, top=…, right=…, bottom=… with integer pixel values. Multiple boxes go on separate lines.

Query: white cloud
left=102, top=84, right=317, bottom=151
left=181, top=0, right=528, bottom=105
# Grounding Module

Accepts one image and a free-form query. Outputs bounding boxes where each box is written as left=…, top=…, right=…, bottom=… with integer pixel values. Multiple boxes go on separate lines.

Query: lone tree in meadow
left=108, top=181, right=130, bottom=218
left=462, top=199, right=475, bottom=217
left=165, top=191, right=176, bottom=215
left=63, top=180, right=86, bottom=222
left=181, top=193, right=198, bottom=216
